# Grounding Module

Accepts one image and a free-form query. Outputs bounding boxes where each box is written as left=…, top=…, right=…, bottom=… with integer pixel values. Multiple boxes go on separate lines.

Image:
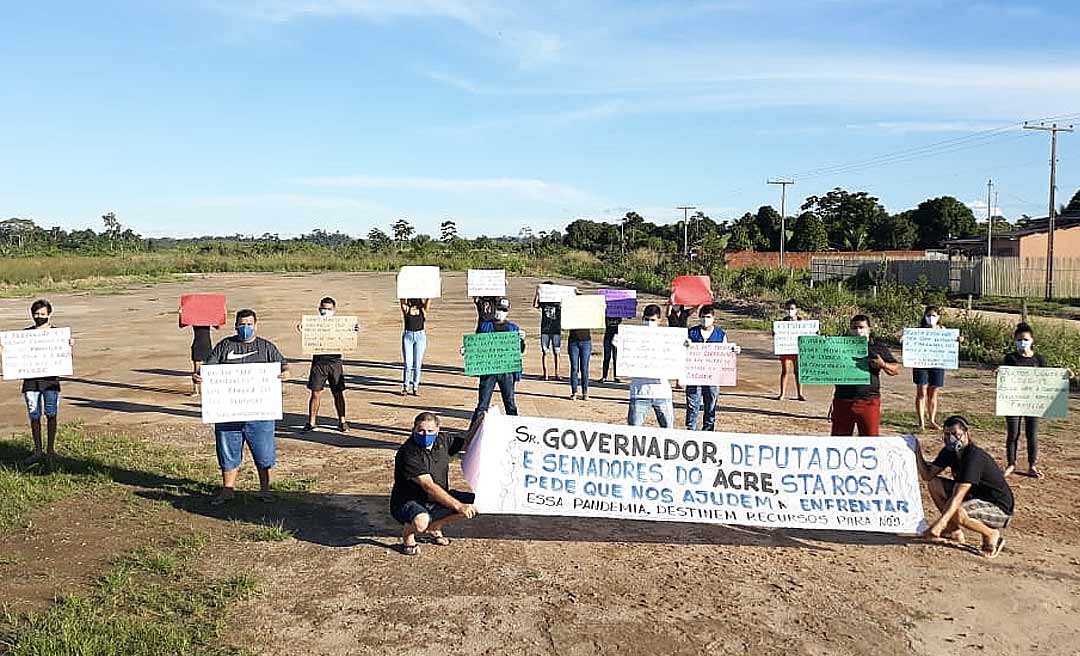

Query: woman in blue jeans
left=401, top=298, right=431, bottom=396
left=567, top=328, right=592, bottom=400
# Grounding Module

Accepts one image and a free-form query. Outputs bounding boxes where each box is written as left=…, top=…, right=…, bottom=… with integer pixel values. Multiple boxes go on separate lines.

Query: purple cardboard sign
left=599, top=288, right=637, bottom=318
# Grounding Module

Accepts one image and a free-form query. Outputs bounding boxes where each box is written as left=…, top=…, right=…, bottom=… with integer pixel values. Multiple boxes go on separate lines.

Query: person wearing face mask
left=831, top=314, right=899, bottom=436
left=685, top=305, right=727, bottom=431
left=913, top=415, right=1012, bottom=559
left=907, top=305, right=958, bottom=431
left=1000, top=323, right=1046, bottom=478
left=776, top=299, right=807, bottom=401
left=470, top=298, right=525, bottom=425
left=624, top=304, right=675, bottom=427
left=400, top=297, right=432, bottom=397
left=297, top=297, right=356, bottom=433
left=198, top=309, right=289, bottom=506
left=391, top=412, right=477, bottom=556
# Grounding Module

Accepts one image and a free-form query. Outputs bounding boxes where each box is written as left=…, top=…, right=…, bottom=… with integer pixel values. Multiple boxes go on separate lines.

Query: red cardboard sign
left=180, top=294, right=227, bottom=327
left=671, top=276, right=713, bottom=306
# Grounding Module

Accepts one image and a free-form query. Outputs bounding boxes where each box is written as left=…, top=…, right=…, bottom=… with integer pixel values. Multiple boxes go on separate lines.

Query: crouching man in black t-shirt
left=390, top=412, right=477, bottom=556
left=913, top=415, right=1013, bottom=559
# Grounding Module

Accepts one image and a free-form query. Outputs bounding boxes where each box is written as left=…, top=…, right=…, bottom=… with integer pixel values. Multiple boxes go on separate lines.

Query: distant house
left=944, top=212, right=1080, bottom=258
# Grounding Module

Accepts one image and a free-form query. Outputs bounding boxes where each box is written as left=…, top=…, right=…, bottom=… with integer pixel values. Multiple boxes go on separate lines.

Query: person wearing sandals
left=401, top=298, right=431, bottom=396
left=298, top=297, right=355, bottom=433
left=999, top=323, right=1055, bottom=479
left=906, top=305, right=960, bottom=431
left=390, top=412, right=477, bottom=556
left=776, top=299, right=807, bottom=401
left=912, top=415, right=1012, bottom=559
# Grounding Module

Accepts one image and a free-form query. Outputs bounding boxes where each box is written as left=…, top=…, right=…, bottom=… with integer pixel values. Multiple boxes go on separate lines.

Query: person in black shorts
left=297, top=297, right=355, bottom=432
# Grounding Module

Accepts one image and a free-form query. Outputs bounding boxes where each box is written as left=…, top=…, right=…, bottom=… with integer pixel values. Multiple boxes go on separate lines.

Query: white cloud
left=966, top=199, right=1006, bottom=219
left=294, top=174, right=596, bottom=205
left=847, top=121, right=1011, bottom=134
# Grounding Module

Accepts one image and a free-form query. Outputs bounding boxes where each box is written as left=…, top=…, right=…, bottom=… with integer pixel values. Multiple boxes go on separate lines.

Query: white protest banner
left=467, top=269, right=506, bottom=297
left=683, top=343, right=738, bottom=387
left=462, top=412, right=926, bottom=534
left=902, top=328, right=960, bottom=369
left=616, top=325, right=688, bottom=380
left=0, top=328, right=73, bottom=380
left=560, top=295, right=606, bottom=330
left=773, top=320, right=819, bottom=355
left=537, top=283, right=577, bottom=303
left=995, top=366, right=1070, bottom=418
left=200, top=362, right=283, bottom=424
left=300, top=315, right=358, bottom=355
left=396, top=266, right=442, bottom=299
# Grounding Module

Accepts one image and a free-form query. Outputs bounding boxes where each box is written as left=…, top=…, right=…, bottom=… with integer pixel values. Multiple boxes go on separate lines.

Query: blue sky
left=3, top=0, right=1080, bottom=238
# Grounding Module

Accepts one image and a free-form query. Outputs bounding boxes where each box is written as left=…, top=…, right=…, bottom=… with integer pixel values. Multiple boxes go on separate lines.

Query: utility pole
left=986, top=179, right=993, bottom=258
left=768, top=179, right=794, bottom=268
left=676, top=206, right=697, bottom=259
left=1024, top=122, right=1074, bottom=300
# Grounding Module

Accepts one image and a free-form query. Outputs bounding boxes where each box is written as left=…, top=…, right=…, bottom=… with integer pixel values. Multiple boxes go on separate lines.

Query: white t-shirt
left=629, top=377, right=673, bottom=400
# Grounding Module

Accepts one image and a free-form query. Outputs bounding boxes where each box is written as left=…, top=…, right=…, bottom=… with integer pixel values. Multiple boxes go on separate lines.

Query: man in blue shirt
left=471, top=298, right=525, bottom=424
left=686, top=304, right=726, bottom=431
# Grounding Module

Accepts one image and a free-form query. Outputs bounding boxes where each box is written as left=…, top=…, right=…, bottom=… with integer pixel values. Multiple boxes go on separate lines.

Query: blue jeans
left=402, top=330, right=427, bottom=390
left=568, top=339, right=592, bottom=395
left=627, top=398, right=674, bottom=428
left=686, top=385, right=719, bottom=431
left=473, top=373, right=518, bottom=422
left=214, top=420, right=276, bottom=471
left=24, top=390, right=60, bottom=421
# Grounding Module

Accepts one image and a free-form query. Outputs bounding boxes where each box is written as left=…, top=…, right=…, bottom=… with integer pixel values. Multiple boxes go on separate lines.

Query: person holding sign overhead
left=831, top=315, right=899, bottom=437
left=601, top=314, right=621, bottom=383
left=197, top=309, right=289, bottom=506
left=626, top=304, right=675, bottom=428
left=913, top=416, right=1012, bottom=559
left=470, top=298, right=524, bottom=424
left=400, top=298, right=432, bottom=396
left=685, top=305, right=726, bottom=431
left=776, top=299, right=808, bottom=401
left=297, top=297, right=354, bottom=433
left=533, top=281, right=562, bottom=381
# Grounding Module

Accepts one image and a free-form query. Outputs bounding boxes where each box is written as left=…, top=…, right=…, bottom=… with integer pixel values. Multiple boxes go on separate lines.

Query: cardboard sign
left=797, top=336, right=870, bottom=385
left=467, top=269, right=506, bottom=297
left=200, top=362, right=283, bottom=424
left=901, top=328, right=960, bottom=370
left=397, top=266, right=442, bottom=299
left=995, top=366, right=1070, bottom=418
left=683, top=342, right=738, bottom=386
left=180, top=294, right=226, bottom=327
left=560, top=295, right=606, bottom=330
left=462, top=411, right=927, bottom=534
left=463, top=331, right=523, bottom=376
left=671, top=276, right=713, bottom=306
left=616, top=325, right=689, bottom=380
left=537, top=284, right=577, bottom=303
left=300, top=315, right=359, bottom=355
left=0, top=328, right=73, bottom=380
left=599, top=288, right=638, bottom=318
left=773, top=320, right=820, bottom=356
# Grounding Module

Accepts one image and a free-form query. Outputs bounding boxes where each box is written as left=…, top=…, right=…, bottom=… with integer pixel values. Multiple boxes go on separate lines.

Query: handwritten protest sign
left=200, top=362, right=282, bottom=424
left=682, top=343, right=738, bottom=386
left=300, top=315, right=358, bottom=355
left=902, top=328, right=960, bottom=369
left=560, top=295, right=606, bottom=330
left=467, top=269, right=506, bottom=297
left=396, top=266, right=442, bottom=299
left=616, top=325, right=689, bottom=380
left=462, top=411, right=926, bottom=534
left=773, top=320, right=819, bottom=355
left=463, top=331, right=523, bottom=376
left=598, top=288, right=637, bottom=318
left=0, top=328, right=73, bottom=380
left=797, top=336, right=870, bottom=385
left=995, top=366, right=1070, bottom=418
left=671, top=276, right=713, bottom=306
left=537, top=283, right=577, bottom=303
left=180, top=294, right=226, bottom=327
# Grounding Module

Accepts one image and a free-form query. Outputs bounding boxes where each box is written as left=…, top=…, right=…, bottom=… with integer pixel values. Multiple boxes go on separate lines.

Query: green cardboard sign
left=463, top=331, right=522, bottom=376
left=797, top=336, right=870, bottom=385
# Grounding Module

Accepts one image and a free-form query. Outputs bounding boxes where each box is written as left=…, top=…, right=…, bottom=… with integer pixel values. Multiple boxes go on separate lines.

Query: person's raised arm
left=399, top=299, right=409, bottom=313
left=423, top=299, right=432, bottom=311
left=414, top=474, right=477, bottom=518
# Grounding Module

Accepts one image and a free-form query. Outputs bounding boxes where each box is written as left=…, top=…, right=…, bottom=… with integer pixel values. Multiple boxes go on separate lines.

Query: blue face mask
left=236, top=324, right=255, bottom=341
left=413, top=431, right=438, bottom=448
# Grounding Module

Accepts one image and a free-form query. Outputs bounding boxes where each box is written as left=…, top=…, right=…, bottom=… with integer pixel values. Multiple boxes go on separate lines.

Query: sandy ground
left=1, top=272, right=1078, bottom=655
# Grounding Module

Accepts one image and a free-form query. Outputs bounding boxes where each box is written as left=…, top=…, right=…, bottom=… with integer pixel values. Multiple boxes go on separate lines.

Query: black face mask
left=32, top=316, right=49, bottom=326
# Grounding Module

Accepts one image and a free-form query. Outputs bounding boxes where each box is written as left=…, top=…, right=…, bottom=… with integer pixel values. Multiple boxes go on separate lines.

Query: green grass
left=880, top=409, right=1005, bottom=433
left=241, top=521, right=294, bottom=543
left=269, top=476, right=317, bottom=493
left=0, top=532, right=257, bottom=656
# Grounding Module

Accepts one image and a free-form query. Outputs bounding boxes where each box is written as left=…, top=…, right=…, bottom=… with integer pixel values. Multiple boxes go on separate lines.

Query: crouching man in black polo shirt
left=913, top=415, right=1013, bottom=559
left=390, top=412, right=477, bottom=556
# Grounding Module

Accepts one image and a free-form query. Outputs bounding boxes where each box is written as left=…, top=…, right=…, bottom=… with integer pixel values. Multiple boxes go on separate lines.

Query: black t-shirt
left=204, top=336, right=286, bottom=366
left=1003, top=352, right=1045, bottom=368
left=605, top=316, right=622, bottom=335
left=20, top=326, right=62, bottom=393
left=403, top=307, right=426, bottom=332
left=667, top=307, right=692, bottom=328
left=932, top=444, right=1014, bottom=515
left=568, top=329, right=592, bottom=342
left=539, top=302, right=561, bottom=335
left=834, top=340, right=897, bottom=400
left=390, top=435, right=450, bottom=509
left=192, top=326, right=212, bottom=347
left=474, top=298, right=497, bottom=331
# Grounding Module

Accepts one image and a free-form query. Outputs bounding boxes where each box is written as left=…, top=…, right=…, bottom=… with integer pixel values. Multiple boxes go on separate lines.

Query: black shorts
left=307, top=359, right=346, bottom=392
left=391, top=490, right=475, bottom=524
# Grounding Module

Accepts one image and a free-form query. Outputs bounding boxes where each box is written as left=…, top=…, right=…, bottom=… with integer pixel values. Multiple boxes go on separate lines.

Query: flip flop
left=985, top=536, right=1006, bottom=559
left=421, top=534, right=451, bottom=546
left=400, top=543, right=419, bottom=556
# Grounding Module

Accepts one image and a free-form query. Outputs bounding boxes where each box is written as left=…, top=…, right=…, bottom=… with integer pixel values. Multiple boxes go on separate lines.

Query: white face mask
left=787, top=308, right=798, bottom=318
left=644, top=318, right=658, bottom=327
left=1016, top=338, right=1033, bottom=351
left=495, top=310, right=509, bottom=321
left=701, top=316, right=714, bottom=327
left=319, top=309, right=334, bottom=317
left=925, top=314, right=938, bottom=326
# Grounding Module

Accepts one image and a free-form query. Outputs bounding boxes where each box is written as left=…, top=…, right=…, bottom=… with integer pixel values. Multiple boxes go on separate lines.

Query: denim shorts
left=391, top=490, right=475, bottom=524
left=214, top=420, right=276, bottom=471
left=24, top=390, right=60, bottom=421
left=912, top=368, right=945, bottom=388
left=541, top=333, right=561, bottom=354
